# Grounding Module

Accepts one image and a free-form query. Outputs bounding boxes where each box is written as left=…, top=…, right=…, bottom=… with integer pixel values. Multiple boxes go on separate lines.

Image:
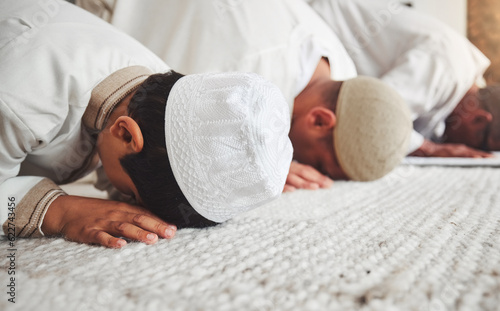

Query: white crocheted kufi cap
left=334, top=76, right=412, bottom=181
left=165, top=72, right=293, bottom=222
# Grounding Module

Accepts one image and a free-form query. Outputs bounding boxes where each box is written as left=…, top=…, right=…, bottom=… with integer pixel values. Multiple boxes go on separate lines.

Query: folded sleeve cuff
left=2, top=178, right=66, bottom=238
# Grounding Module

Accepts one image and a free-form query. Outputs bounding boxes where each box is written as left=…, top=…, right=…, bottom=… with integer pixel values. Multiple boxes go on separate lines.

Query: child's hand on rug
left=41, top=195, right=177, bottom=248
left=284, top=161, right=334, bottom=192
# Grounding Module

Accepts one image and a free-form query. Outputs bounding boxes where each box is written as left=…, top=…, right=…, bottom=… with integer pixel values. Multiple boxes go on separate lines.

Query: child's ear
left=110, top=116, right=144, bottom=153
left=307, top=107, right=336, bottom=132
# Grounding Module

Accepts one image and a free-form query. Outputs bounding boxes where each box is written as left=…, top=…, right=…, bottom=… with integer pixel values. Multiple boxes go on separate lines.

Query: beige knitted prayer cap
left=334, top=76, right=412, bottom=181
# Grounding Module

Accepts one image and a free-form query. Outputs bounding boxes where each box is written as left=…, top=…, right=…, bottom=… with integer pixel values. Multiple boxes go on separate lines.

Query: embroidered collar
left=83, top=66, right=153, bottom=133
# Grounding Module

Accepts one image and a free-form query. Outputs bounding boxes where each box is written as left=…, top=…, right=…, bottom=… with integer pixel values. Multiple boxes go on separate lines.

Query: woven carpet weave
left=1, top=166, right=499, bottom=311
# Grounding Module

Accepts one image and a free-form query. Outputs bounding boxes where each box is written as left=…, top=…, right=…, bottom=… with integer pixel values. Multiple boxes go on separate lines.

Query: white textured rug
left=1, top=165, right=499, bottom=311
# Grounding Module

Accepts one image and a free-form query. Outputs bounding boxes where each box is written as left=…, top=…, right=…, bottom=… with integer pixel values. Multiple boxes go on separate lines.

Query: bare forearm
left=409, top=139, right=492, bottom=158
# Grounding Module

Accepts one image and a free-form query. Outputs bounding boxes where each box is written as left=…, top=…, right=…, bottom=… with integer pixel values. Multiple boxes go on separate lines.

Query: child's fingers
left=283, top=184, right=296, bottom=192
left=90, top=230, right=127, bottom=248
left=297, top=166, right=333, bottom=187
left=289, top=162, right=333, bottom=188
left=286, top=173, right=319, bottom=190
left=108, top=221, right=159, bottom=244
left=129, top=213, right=177, bottom=239
left=115, top=204, right=177, bottom=239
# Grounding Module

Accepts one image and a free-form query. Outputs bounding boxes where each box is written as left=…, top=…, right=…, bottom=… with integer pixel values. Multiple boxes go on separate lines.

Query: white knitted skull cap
left=334, top=76, right=412, bottom=181
left=165, top=72, right=293, bottom=222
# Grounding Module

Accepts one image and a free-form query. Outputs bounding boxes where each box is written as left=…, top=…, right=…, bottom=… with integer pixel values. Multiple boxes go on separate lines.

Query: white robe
left=306, top=0, right=491, bottom=152
left=108, top=0, right=358, bottom=111
left=0, top=0, right=168, bottom=237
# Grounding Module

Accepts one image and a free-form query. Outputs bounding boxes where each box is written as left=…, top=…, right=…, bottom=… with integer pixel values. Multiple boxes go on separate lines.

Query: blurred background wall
left=468, top=0, right=500, bottom=85
left=409, top=0, right=467, bottom=36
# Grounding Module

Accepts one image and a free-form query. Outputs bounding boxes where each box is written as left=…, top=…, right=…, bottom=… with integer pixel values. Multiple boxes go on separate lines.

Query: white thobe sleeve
left=0, top=99, right=66, bottom=238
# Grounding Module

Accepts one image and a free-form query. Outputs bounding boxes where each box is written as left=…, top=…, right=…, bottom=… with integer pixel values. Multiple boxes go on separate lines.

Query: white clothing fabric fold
left=109, top=0, right=358, bottom=110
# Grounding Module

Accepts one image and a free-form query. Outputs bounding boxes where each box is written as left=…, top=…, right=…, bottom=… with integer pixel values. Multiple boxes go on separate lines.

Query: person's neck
left=447, top=86, right=479, bottom=122
left=458, top=85, right=480, bottom=109
left=308, top=57, right=332, bottom=88
left=293, top=57, right=334, bottom=116
left=312, top=57, right=331, bottom=82
left=443, top=85, right=479, bottom=141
